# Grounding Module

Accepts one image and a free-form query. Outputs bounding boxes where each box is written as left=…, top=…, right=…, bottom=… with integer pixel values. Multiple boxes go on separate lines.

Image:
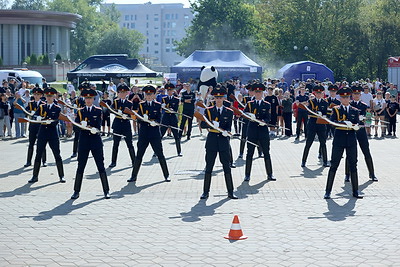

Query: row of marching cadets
left=298, top=85, right=378, bottom=199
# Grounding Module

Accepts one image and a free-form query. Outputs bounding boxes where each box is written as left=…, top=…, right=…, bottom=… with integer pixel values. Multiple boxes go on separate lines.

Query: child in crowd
left=365, top=108, right=373, bottom=136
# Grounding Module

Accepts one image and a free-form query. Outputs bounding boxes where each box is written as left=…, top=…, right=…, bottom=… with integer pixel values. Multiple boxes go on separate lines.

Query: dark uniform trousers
left=282, top=111, right=293, bottom=136
left=179, top=106, right=194, bottom=138
left=32, top=104, right=64, bottom=180
left=304, top=96, right=329, bottom=164
left=26, top=101, right=46, bottom=165
left=160, top=113, right=181, bottom=154
left=73, top=107, right=109, bottom=194
left=244, top=100, right=274, bottom=178
left=72, top=97, right=85, bottom=155
left=296, top=110, right=308, bottom=138
left=109, top=99, right=135, bottom=166
left=130, top=101, right=169, bottom=180
left=326, top=106, right=360, bottom=195
left=201, top=106, right=235, bottom=195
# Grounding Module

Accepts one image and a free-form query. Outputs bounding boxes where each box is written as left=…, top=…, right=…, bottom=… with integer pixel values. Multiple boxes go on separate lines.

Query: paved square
left=1, top=122, right=400, bottom=266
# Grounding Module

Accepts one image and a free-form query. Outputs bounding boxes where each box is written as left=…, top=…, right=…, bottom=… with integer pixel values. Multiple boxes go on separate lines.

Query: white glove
left=81, top=121, right=87, bottom=127
left=44, top=120, right=52, bottom=125
left=344, top=121, right=352, bottom=127
left=30, top=111, right=35, bottom=116
left=353, top=124, right=360, bottom=131
left=259, top=122, right=266, bottom=127
left=322, top=115, right=327, bottom=118
left=222, top=130, right=228, bottom=137
left=161, top=103, right=166, bottom=108
left=143, top=114, right=149, bottom=121
left=117, top=109, right=123, bottom=114
left=90, top=128, right=99, bottom=134
left=121, top=114, right=128, bottom=120
left=212, top=121, right=220, bottom=128
left=317, top=111, right=322, bottom=116
left=149, top=121, right=158, bottom=127
left=359, top=115, right=365, bottom=121
left=36, top=116, right=42, bottom=122
left=73, top=104, right=77, bottom=108
left=248, top=113, right=256, bottom=120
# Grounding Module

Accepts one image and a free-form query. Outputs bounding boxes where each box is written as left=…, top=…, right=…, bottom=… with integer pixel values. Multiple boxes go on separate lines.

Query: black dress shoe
left=109, top=162, right=116, bottom=168
left=230, top=163, right=236, bottom=168
left=344, top=175, right=350, bottom=182
left=24, top=162, right=31, bottom=167
left=71, top=153, right=77, bottom=158
left=353, top=191, right=363, bottom=199
left=301, top=162, right=306, bottom=167
left=318, top=154, right=322, bottom=159
left=267, top=175, right=276, bottom=181
left=165, top=176, right=171, bottom=182
left=104, top=192, right=111, bottom=199
left=324, top=193, right=331, bottom=199
left=178, top=153, right=183, bottom=157
left=258, top=153, right=264, bottom=158
left=187, top=136, right=191, bottom=140
left=228, top=193, right=238, bottom=199
left=200, top=193, right=209, bottom=199
left=42, top=162, right=47, bottom=167
left=323, top=162, right=330, bottom=167
left=244, top=176, right=250, bottom=182
left=371, top=176, right=378, bottom=182
left=28, top=177, right=38, bottom=183
left=238, top=154, right=243, bottom=159
left=71, top=191, right=80, bottom=199
left=59, top=177, right=66, bottom=183
left=127, top=177, right=137, bottom=182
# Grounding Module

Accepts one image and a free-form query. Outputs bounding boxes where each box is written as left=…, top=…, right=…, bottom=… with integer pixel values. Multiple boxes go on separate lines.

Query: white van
left=0, top=69, right=44, bottom=87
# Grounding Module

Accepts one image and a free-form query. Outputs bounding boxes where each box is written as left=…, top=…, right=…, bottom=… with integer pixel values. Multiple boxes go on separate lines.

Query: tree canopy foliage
left=177, top=0, right=400, bottom=80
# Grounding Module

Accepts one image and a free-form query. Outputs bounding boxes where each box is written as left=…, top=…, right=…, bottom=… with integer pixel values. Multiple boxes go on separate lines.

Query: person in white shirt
left=372, top=91, right=387, bottom=137
left=67, top=82, right=75, bottom=94
left=107, top=82, right=116, bottom=99
left=360, top=86, right=373, bottom=107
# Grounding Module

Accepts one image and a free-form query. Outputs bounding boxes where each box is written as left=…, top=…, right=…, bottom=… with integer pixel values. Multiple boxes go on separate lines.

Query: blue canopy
left=170, top=50, right=262, bottom=82
left=277, top=61, right=334, bottom=83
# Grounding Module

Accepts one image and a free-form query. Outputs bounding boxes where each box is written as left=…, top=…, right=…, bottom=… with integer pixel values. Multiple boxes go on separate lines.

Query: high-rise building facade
left=103, top=2, right=193, bottom=68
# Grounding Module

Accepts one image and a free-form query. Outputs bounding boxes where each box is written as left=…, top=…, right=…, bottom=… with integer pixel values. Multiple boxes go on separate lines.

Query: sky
left=104, top=0, right=191, bottom=8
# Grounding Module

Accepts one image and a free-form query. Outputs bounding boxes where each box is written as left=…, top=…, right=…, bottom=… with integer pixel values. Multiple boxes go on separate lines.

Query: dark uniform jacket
left=34, top=103, right=61, bottom=139
left=76, top=106, right=103, bottom=139
left=161, top=95, right=180, bottom=125
left=307, top=98, right=328, bottom=120
left=244, top=100, right=271, bottom=128
left=201, top=106, right=233, bottom=152
left=330, top=105, right=360, bottom=146
left=137, top=100, right=162, bottom=139
left=111, top=98, right=133, bottom=133
left=181, top=90, right=196, bottom=113
left=27, top=100, right=45, bottom=130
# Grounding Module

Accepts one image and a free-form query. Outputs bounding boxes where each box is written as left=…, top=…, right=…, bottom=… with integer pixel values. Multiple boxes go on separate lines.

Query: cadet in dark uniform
left=179, top=83, right=196, bottom=140
left=160, top=83, right=182, bottom=156
left=24, top=87, right=47, bottom=167
left=295, top=87, right=309, bottom=140
left=326, top=84, right=341, bottom=138
left=28, top=87, right=65, bottom=183
left=238, top=84, right=254, bottom=158
left=265, top=87, right=278, bottom=135
left=244, top=83, right=276, bottom=182
left=127, top=85, right=170, bottom=182
left=71, top=88, right=110, bottom=199
left=301, top=85, right=330, bottom=167
left=324, top=87, right=363, bottom=199
left=200, top=86, right=237, bottom=199
left=344, top=87, right=378, bottom=182
left=109, top=85, right=136, bottom=168
left=71, top=84, right=86, bottom=158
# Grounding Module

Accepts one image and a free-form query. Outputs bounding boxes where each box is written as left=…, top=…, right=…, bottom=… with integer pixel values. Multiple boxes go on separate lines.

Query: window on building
left=154, top=18, right=159, bottom=21
left=123, top=23, right=126, bottom=27
left=184, top=15, right=189, bottom=19
left=125, top=15, right=129, bottom=21
left=154, top=34, right=159, bottom=37
left=146, top=22, right=149, bottom=28
left=171, top=22, right=176, bottom=28
left=175, top=14, right=178, bottom=19
left=165, top=14, right=170, bottom=20
left=146, top=39, right=149, bottom=44
left=165, top=38, right=170, bottom=44
left=155, top=42, right=159, bottom=46
left=127, top=23, right=130, bottom=29
left=166, top=47, right=170, bottom=52
left=155, top=50, right=159, bottom=54
left=131, top=23, right=135, bottom=28
left=146, top=14, right=149, bottom=20
left=146, top=31, right=149, bottom=36
left=171, top=30, right=176, bottom=36
left=154, top=26, right=159, bottom=30
left=135, top=15, right=137, bottom=20
left=131, top=15, right=134, bottom=20
left=147, top=47, right=149, bottom=52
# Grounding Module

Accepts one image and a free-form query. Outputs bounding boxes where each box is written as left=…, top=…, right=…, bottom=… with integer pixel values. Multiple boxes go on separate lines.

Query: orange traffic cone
left=224, top=215, right=248, bottom=240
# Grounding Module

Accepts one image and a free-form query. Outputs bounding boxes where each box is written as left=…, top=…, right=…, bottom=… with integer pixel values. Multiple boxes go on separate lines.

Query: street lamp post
left=293, top=45, right=309, bottom=61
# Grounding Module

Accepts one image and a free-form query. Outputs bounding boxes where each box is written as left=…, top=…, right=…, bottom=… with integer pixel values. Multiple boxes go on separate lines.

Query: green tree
left=11, top=0, right=45, bottom=10
left=30, top=54, right=38, bottom=65
left=0, top=0, right=9, bottom=9
left=176, top=0, right=260, bottom=57
left=95, top=27, right=144, bottom=58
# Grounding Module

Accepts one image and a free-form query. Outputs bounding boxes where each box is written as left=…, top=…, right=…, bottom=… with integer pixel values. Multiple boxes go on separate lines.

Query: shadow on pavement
left=20, top=198, right=103, bottom=221
left=236, top=179, right=269, bottom=199
left=0, top=166, right=32, bottom=179
left=170, top=198, right=230, bottom=222
left=301, top=165, right=325, bottom=179
left=111, top=180, right=165, bottom=199
left=0, top=181, right=59, bottom=198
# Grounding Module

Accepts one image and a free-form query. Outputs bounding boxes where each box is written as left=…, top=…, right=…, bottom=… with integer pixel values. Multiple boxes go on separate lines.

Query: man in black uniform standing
left=295, top=87, right=309, bottom=140
left=324, top=87, right=363, bottom=199
left=244, top=83, right=276, bottom=182
left=200, top=86, right=237, bottom=199
left=28, top=87, right=65, bottom=183
left=160, top=83, right=182, bottom=156
left=109, top=84, right=135, bottom=168
left=127, top=85, right=170, bottom=182
left=179, top=83, right=196, bottom=140
left=344, top=87, right=378, bottom=182
left=71, top=84, right=86, bottom=158
left=301, top=85, right=330, bottom=167
left=71, top=88, right=110, bottom=199
left=24, top=87, right=47, bottom=167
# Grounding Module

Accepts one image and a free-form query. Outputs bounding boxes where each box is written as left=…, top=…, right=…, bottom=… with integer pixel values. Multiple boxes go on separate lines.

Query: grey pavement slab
left=1, top=121, right=400, bottom=266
